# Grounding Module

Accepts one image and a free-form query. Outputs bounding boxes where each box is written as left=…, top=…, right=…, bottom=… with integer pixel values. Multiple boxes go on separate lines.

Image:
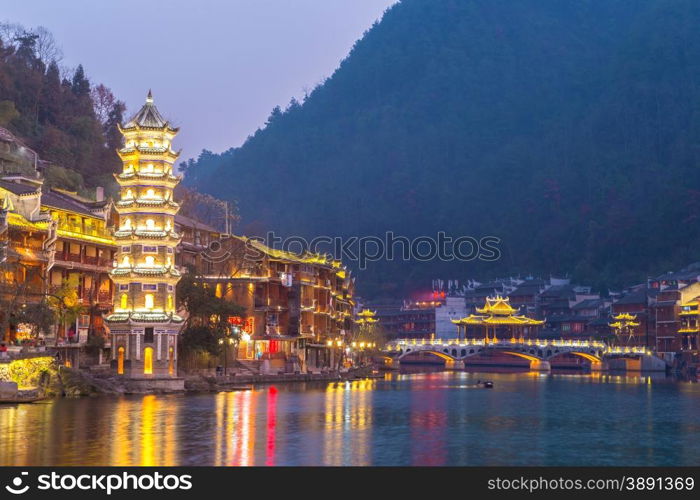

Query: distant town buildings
left=367, top=264, right=700, bottom=365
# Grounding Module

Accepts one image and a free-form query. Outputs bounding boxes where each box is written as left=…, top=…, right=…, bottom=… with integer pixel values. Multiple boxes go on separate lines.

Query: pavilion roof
left=122, top=90, right=178, bottom=131
left=475, top=295, right=517, bottom=315
left=453, top=295, right=544, bottom=326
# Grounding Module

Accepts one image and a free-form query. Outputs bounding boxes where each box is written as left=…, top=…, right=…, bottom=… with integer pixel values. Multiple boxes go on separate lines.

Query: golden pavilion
left=609, top=312, right=640, bottom=346
left=451, top=295, right=544, bottom=342
left=356, top=309, right=379, bottom=325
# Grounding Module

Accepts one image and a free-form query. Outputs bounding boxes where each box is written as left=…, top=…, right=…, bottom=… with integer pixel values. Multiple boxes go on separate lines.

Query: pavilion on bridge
left=451, top=295, right=544, bottom=343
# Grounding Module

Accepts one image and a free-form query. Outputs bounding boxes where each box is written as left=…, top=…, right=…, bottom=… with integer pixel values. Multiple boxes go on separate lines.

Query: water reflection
left=110, top=394, right=179, bottom=465
left=322, top=380, right=374, bottom=465
left=0, top=370, right=699, bottom=466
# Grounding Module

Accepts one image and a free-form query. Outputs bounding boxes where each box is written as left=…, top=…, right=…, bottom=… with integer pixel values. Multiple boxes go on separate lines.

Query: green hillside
left=183, top=0, right=700, bottom=296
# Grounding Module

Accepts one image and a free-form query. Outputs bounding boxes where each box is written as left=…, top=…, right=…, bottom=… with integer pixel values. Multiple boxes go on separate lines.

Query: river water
left=1, top=370, right=699, bottom=466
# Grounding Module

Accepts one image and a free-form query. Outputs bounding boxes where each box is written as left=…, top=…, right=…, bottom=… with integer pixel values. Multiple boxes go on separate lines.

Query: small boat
left=482, top=381, right=494, bottom=389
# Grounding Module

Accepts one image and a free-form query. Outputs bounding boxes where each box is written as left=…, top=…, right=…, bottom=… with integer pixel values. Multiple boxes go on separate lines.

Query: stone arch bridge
left=384, top=338, right=667, bottom=372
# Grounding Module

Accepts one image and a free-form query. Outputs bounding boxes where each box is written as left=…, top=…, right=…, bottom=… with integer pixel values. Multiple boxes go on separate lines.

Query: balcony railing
left=66, top=253, right=82, bottom=263
left=57, top=222, right=111, bottom=240
left=53, top=252, right=112, bottom=268
left=7, top=240, right=44, bottom=251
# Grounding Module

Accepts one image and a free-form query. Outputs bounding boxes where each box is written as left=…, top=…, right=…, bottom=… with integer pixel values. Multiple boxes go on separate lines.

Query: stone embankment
left=15, top=364, right=377, bottom=398
left=184, top=366, right=375, bottom=392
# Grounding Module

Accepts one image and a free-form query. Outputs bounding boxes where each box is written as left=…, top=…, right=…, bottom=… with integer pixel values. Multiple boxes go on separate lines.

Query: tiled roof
left=572, top=298, right=605, bottom=310
left=123, top=91, right=172, bottom=129
left=509, top=285, right=542, bottom=297
left=41, top=190, right=96, bottom=218
left=614, top=290, right=649, bottom=305
left=0, top=180, right=39, bottom=195
left=174, top=214, right=219, bottom=233
left=0, top=126, right=19, bottom=143
left=539, top=284, right=575, bottom=298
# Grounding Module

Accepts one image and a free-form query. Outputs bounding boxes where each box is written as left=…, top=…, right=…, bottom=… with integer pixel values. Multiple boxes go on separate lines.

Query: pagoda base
left=106, top=320, right=182, bottom=380
left=120, top=377, right=185, bottom=393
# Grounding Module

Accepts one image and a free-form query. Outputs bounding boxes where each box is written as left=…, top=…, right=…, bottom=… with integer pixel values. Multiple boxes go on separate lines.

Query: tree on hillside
left=0, top=23, right=123, bottom=188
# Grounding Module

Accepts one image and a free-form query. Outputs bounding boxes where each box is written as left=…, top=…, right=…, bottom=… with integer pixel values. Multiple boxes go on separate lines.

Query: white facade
left=434, top=296, right=467, bottom=339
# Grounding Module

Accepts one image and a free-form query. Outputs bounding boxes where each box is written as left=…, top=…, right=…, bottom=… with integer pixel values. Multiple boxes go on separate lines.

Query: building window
left=117, top=347, right=125, bottom=375
left=166, top=247, right=173, bottom=254
left=144, top=294, right=154, bottom=309
left=120, top=294, right=128, bottom=309
left=121, top=246, right=131, bottom=253
left=142, top=284, right=158, bottom=292
left=144, top=327, right=154, bottom=343
left=119, top=284, right=129, bottom=291
left=167, top=285, right=174, bottom=292
left=167, top=295, right=173, bottom=311
left=144, top=347, right=153, bottom=375
left=142, top=245, right=158, bottom=254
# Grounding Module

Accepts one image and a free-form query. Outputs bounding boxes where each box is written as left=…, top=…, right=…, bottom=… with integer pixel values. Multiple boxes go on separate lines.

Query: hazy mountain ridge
left=183, top=0, right=700, bottom=296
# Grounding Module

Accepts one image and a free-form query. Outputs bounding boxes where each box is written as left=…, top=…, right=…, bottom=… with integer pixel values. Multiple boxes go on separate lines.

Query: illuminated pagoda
left=105, top=91, right=184, bottom=381
left=608, top=312, right=640, bottom=346
left=356, top=308, right=379, bottom=326
left=451, top=295, right=544, bottom=342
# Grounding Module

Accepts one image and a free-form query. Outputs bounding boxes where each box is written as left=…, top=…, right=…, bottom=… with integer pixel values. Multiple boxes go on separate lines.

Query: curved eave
left=115, top=200, right=180, bottom=211
left=113, top=230, right=181, bottom=242
left=113, top=207, right=180, bottom=217
left=104, top=312, right=184, bottom=324
left=117, top=148, right=180, bottom=161
left=114, top=173, right=181, bottom=185
left=110, top=268, right=182, bottom=279
left=452, top=316, right=544, bottom=326
left=118, top=122, right=179, bottom=134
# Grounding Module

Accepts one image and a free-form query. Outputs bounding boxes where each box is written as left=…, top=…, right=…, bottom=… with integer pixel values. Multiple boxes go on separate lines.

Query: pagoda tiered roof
left=120, top=90, right=178, bottom=132
left=609, top=312, right=640, bottom=329
left=116, top=171, right=181, bottom=185
left=356, top=308, right=379, bottom=324
left=452, top=295, right=544, bottom=326
left=104, top=311, right=184, bottom=324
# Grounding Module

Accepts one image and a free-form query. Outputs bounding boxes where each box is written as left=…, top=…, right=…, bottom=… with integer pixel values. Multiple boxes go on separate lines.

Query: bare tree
left=34, top=26, right=63, bottom=65
left=0, top=23, right=62, bottom=65
left=91, top=84, right=116, bottom=125
left=0, top=22, right=23, bottom=48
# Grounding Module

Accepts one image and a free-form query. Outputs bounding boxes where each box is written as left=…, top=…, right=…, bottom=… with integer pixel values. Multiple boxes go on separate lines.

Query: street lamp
left=219, top=325, right=240, bottom=376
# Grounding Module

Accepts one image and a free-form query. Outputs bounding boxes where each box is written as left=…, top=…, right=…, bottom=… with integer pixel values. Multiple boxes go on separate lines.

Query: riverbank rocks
left=57, top=366, right=124, bottom=397
left=0, top=381, right=18, bottom=398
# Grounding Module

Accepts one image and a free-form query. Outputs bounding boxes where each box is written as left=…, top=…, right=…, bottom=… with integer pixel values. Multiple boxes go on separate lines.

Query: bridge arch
left=499, top=351, right=550, bottom=371
left=398, top=349, right=456, bottom=362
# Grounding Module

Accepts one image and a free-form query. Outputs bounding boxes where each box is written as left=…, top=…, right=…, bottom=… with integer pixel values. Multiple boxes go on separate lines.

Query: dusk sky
left=3, top=0, right=396, bottom=163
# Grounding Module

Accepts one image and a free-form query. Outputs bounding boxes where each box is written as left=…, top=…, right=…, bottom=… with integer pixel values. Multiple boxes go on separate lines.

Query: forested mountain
left=0, top=23, right=124, bottom=192
left=185, top=0, right=700, bottom=296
